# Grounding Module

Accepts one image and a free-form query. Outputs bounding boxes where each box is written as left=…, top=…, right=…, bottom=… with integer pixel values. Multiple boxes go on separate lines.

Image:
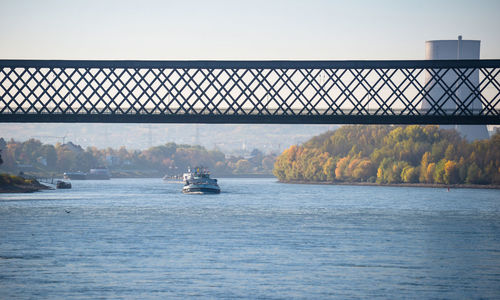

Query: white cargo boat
left=182, top=167, right=220, bottom=194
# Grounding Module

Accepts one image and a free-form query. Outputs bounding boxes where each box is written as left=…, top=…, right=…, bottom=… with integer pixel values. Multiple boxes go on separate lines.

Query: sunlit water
left=1, top=178, right=500, bottom=299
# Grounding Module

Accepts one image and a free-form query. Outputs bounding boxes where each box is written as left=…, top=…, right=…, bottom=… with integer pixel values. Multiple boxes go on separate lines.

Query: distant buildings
left=105, top=154, right=121, bottom=167
left=60, top=141, right=84, bottom=153
left=422, top=36, right=489, bottom=141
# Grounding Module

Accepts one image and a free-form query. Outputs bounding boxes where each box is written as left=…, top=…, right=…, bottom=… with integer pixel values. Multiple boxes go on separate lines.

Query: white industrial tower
left=422, top=36, right=489, bottom=140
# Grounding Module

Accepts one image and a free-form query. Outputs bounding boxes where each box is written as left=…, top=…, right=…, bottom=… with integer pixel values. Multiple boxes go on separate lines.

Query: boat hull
left=182, top=185, right=220, bottom=194
left=56, top=181, right=72, bottom=189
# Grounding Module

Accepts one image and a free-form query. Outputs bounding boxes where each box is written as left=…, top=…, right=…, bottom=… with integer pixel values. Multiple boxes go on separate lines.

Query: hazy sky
left=1, top=0, right=499, bottom=60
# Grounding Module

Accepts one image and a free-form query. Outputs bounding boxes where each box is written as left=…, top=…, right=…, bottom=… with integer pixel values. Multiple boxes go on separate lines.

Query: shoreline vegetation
left=274, top=125, right=499, bottom=187
left=0, top=174, right=51, bottom=193
left=2, top=125, right=499, bottom=192
left=0, top=138, right=276, bottom=180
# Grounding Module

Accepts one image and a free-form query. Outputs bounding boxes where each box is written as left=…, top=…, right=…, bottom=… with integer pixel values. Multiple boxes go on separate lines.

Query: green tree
left=466, top=163, right=483, bottom=184
left=419, top=152, right=431, bottom=182
left=444, top=144, right=456, bottom=161
left=425, top=163, right=436, bottom=183
left=335, top=156, right=351, bottom=181
left=261, top=156, right=275, bottom=172
left=235, top=159, right=252, bottom=174
left=433, top=159, right=447, bottom=184
left=401, top=166, right=418, bottom=183
left=323, top=157, right=336, bottom=181
left=352, top=159, right=375, bottom=181
left=443, top=160, right=459, bottom=184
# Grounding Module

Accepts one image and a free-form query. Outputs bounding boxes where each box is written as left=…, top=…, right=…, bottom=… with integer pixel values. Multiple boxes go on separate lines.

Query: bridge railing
left=0, top=60, right=499, bottom=124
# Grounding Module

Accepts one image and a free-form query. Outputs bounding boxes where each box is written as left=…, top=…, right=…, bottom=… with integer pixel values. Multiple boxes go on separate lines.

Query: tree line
left=0, top=138, right=276, bottom=176
left=273, top=125, right=500, bottom=185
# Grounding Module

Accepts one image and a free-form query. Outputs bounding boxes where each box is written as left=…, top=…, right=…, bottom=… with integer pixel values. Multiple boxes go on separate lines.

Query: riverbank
left=279, top=180, right=500, bottom=190
left=0, top=174, right=52, bottom=193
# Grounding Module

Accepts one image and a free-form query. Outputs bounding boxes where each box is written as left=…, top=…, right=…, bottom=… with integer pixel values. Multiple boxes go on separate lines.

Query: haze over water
left=1, top=178, right=499, bottom=299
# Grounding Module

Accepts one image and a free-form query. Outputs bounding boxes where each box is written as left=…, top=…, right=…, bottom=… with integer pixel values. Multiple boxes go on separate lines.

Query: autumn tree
left=442, top=161, right=458, bottom=184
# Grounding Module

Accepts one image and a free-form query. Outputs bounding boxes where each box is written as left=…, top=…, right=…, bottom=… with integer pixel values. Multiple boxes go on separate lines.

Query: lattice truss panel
left=1, top=64, right=499, bottom=117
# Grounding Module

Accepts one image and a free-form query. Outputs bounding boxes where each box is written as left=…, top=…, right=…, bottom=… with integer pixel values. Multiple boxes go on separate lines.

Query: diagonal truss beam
left=0, top=59, right=499, bottom=124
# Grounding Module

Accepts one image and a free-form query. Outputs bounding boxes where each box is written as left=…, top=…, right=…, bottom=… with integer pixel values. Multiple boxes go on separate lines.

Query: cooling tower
left=422, top=36, right=489, bottom=140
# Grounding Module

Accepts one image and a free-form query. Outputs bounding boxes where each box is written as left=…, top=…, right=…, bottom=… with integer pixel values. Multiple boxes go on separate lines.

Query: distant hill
left=274, top=125, right=500, bottom=185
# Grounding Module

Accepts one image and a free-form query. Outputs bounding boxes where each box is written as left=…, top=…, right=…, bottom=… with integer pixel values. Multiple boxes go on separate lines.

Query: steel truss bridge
left=0, top=60, right=499, bottom=124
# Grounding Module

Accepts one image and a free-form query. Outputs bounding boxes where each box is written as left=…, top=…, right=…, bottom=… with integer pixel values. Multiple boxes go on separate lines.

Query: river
left=1, top=178, right=499, bottom=299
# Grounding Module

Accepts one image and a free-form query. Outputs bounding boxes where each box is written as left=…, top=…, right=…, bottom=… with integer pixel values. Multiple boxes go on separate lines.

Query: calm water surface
left=1, top=178, right=500, bottom=299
